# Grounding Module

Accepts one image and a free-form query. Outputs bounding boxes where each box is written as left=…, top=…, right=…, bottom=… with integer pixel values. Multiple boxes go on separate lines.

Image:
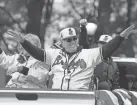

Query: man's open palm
left=120, top=24, right=135, bottom=38
left=7, top=30, right=24, bottom=43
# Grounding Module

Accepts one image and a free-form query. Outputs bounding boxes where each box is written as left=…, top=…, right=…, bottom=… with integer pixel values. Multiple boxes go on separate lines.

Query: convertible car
left=0, top=57, right=136, bottom=105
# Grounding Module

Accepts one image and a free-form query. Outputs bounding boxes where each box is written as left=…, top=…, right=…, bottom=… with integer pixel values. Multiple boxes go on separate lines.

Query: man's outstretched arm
left=6, top=30, right=45, bottom=62
left=79, top=19, right=90, bottom=49
left=79, top=25, right=90, bottom=49
left=102, top=25, right=135, bottom=60
left=21, top=40, right=44, bottom=62
left=102, top=36, right=124, bottom=60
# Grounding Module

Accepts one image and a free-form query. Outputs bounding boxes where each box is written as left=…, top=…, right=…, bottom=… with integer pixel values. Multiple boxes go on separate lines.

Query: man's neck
left=67, top=52, right=76, bottom=58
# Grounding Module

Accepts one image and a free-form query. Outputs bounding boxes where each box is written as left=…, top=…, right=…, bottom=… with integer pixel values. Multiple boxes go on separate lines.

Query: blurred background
left=0, top=0, right=136, bottom=89
left=0, top=0, right=136, bottom=57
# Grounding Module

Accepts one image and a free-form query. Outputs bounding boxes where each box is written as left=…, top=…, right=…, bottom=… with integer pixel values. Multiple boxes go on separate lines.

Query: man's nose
left=70, top=40, right=76, bottom=44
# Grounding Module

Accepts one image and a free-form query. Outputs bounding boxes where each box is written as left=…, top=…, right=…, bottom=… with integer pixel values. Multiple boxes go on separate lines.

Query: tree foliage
left=0, top=0, right=137, bottom=57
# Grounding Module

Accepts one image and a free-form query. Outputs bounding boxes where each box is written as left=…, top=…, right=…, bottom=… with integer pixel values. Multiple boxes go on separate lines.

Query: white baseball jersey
left=45, top=47, right=102, bottom=90
left=0, top=51, right=49, bottom=88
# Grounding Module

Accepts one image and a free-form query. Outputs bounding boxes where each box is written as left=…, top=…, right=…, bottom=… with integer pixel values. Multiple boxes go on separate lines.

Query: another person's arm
left=18, top=66, right=29, bottom=75
left=7, top=66, right=29, bottom=75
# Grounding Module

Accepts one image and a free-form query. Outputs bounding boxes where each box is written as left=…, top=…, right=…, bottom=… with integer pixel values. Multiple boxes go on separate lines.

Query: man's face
left=61, top=36, right=78, bottom=53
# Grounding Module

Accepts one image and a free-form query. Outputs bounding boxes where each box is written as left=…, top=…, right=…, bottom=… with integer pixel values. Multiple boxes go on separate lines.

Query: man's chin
left=66, top=48, right=77, bottom=53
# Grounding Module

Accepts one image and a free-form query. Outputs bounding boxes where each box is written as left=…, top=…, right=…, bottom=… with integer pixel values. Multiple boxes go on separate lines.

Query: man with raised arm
left=6, top=24, right=135, bottom=90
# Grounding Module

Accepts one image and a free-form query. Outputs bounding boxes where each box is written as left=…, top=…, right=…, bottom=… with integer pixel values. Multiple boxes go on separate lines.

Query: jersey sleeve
left=88, top=47, right=103, bottom=67
left=44, top=49, right=59, bottom=66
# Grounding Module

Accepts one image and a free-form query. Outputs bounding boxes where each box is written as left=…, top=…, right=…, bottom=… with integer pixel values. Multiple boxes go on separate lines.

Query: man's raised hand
left=120, top=24, right=135, bottom=39
left=7, top=30, right=25, bottom=43
left=79, top=19, right=87, bottom=26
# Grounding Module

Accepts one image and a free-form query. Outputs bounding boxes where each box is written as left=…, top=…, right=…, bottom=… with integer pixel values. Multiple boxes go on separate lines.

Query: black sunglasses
left=64, top=37, right=77, bottom=42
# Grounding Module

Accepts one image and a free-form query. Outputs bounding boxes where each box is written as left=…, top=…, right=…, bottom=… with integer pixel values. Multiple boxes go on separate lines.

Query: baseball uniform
left=44, top=47, right=102, bottom=90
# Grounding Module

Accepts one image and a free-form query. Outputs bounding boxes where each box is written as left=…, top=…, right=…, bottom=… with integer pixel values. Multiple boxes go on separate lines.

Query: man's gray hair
left=24, top=34, right=41, bottom=48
